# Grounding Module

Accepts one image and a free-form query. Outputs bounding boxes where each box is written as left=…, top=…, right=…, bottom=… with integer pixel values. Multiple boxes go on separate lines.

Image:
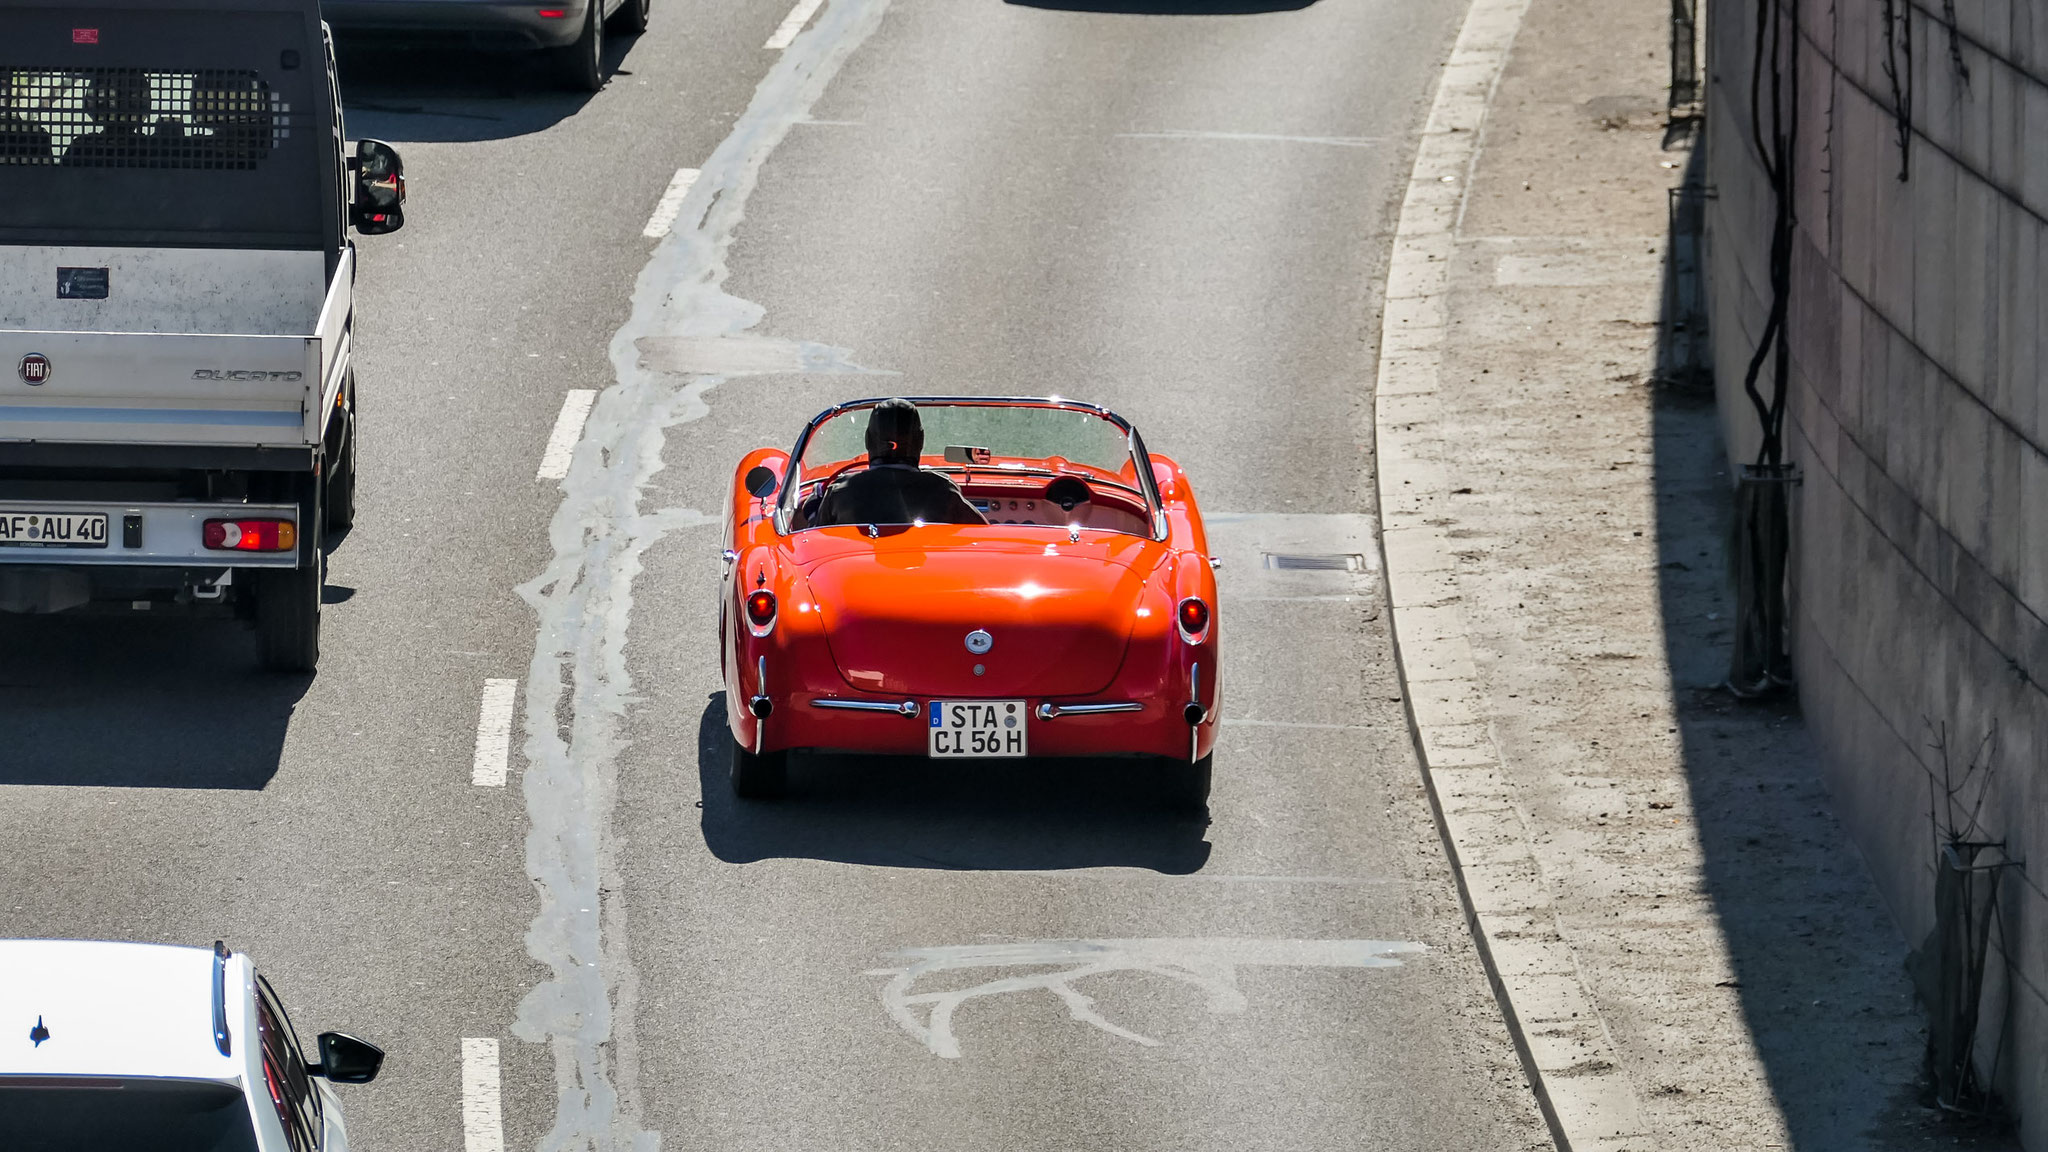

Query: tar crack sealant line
left=509, top=2, right=895, bottom=1150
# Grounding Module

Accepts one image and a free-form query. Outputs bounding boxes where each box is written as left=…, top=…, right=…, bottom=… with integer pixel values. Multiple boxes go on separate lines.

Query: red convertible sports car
left=719, top=396, right=1221, bottom=805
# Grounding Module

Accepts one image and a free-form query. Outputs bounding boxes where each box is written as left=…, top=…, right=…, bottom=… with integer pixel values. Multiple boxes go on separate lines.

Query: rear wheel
left=730, top=736, right=788, bottom=800
left=1163, top=755, right=1212, bottom=812
left=555, top=0, right=605, bottom=92
left=609, top=0, right=649, bottom=35
left=255, top=473, right=321, bottom=672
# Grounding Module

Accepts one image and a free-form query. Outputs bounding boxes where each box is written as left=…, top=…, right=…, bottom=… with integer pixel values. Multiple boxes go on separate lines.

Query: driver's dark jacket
left=813, top=464, right=986, bottom=527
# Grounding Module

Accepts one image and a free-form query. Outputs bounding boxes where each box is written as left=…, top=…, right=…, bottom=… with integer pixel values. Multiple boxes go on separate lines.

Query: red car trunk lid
left=807, top=538, right=1155, bottom=698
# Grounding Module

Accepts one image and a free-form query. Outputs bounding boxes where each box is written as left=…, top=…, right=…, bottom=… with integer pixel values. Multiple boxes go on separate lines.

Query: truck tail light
left=203, top=519, right=296, bottom=552
left=746, top=590, right=777, bottom=627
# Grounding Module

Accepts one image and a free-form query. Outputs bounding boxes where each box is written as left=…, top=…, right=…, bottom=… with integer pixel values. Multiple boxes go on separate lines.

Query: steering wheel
left=820, top=458, right=870, bottom=492
left=1045, top=475, right=1092, bottom=512
left=792, top=458, right=863, bottom=526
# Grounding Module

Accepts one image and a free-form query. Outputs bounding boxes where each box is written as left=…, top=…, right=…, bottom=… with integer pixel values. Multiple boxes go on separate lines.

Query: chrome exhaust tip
left=749, top=696, right=774, bottom=719
left=1183, top=702, right=1205, bottom=726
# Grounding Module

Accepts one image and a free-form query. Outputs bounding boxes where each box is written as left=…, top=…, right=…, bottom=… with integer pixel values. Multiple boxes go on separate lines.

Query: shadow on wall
left=0, top=614, right=306, bottom=789
left=1653, top=144, right=2017, bottom=1147
left=1002, top=0, right=1318, bottom=13
left=694, top=696, right=1213, bottom=873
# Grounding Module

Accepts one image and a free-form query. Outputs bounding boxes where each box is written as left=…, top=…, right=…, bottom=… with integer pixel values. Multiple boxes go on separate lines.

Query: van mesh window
left=0, top=68, right=301, bottom=169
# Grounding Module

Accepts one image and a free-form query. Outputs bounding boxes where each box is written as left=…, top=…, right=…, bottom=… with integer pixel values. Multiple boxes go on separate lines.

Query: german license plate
left=928, top=700, right=1028, bottom=758
left=0, top=511, right=108, bottom=549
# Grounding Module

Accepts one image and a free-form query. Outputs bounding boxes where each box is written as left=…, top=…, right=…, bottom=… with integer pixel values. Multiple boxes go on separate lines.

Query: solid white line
left=471, top=679, right=519, bottom=787
left=763, top=0, right=824, bottom=49
left=640, top=168, right=700, bottom=239
left=535, top=390, right=597, bottom=482
left=460, top=1038, right=506, bottom=1152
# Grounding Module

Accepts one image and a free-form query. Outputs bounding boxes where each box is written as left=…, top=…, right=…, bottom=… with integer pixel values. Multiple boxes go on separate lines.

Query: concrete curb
left=1370, top=1, right=1653, bottom=1149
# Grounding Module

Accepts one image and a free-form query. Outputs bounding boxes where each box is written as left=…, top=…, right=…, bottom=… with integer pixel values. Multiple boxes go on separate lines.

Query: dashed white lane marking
left=535, top=390, right=597, bottom=481
left=511, top=3, right=892, bottom=1146
left=471, top=679, right=519, bottom=787
left=763, top=0, right=824, bottom=49
left=639, top=168, right=700, bottom=239
left=460, top=1038, right=506, bottom=1152
left=1118, top=130, right=1384, bottom=147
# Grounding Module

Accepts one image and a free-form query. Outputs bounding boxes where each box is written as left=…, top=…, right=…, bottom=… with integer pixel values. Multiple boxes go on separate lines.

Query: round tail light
left=746, top=590, right=777, bottom=627
left=1177, top=597, right=1210, bottom=637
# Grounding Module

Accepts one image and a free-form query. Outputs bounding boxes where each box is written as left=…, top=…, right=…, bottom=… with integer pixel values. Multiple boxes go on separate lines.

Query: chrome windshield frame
left=771, top=396, right=1167, bottom=541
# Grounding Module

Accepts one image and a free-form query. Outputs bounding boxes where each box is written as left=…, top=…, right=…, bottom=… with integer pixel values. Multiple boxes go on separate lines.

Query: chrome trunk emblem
left=964, top=629, right=993, bottom=655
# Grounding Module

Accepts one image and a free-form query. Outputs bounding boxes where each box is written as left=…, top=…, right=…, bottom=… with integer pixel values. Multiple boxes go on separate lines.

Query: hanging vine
left=1823, top=0, right=1839, bottom=241
left=1880, top=0, right=1914, bottom=180
left=1942, top=0, right=1970, bottom=86
left=1740, top=0, right=1798, bottom=466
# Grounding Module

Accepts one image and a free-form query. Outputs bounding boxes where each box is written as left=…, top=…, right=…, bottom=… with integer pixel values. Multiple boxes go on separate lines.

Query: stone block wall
left=1705, top=0, right=2048, bottom=1140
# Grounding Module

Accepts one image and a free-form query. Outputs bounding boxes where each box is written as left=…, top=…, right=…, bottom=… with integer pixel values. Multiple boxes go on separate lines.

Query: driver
left=62, top=73, right=152, bottom=166
left=814, top=398, right=986, bottom=527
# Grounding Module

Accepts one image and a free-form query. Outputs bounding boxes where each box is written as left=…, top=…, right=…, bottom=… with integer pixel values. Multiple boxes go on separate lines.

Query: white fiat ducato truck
left=0, top=0, right=405, bottom=671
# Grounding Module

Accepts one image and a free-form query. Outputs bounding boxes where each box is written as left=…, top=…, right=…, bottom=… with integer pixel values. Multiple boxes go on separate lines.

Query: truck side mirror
left=350, top=139, right=406, bottom=236
left=310, top=1031, right=385, bottom=1084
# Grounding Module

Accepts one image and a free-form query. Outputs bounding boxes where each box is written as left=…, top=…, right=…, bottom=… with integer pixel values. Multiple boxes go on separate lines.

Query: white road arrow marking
left=869, top=937, right=1427, bottom=1059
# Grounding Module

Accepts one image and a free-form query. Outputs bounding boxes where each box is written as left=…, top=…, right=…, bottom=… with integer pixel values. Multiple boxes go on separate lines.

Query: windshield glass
left=0, top=1077, right=259, bottom=1152
left=785, top=400, right=1159, bottom=538
left=800, top=403, right=1136, bottom=477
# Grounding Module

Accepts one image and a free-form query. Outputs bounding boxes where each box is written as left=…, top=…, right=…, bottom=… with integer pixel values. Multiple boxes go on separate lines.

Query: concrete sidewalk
left=1374, top=0, right=2022, bottom=1148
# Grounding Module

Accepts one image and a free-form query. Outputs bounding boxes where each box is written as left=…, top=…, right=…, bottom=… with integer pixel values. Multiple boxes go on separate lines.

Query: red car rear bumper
left=739, top=690, right=1213, bottom=761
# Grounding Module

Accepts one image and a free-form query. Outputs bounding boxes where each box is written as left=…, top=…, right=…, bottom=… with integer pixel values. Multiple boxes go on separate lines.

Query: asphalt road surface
left=0, top=1, right=1549, bottom=1149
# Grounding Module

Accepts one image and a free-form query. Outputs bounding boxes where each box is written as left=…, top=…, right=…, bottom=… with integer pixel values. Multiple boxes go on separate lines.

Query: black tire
left=324, top=380, right=356, bottom=532
left=1164, top=754, right=1213, bottom=812
left=730, top=736, right=787, bottom=800
left=608, top=0, right=649, bottom=35
left=555, top=0, right=605, bottom=92
left=256, top=486, right=322, bottom=673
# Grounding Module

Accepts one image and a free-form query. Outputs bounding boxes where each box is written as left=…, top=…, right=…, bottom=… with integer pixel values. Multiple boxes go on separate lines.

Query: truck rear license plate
left=929, top=700, right=1028, bottom=758
left=0, top=512, right=108, bottom=548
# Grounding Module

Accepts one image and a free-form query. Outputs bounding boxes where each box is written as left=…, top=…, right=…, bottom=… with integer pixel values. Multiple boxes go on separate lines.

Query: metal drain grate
left=1262, top=552, right=1365, bottom=572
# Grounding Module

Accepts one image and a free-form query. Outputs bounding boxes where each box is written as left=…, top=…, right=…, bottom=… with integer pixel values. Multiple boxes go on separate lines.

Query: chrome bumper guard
left=811, top=698, right=922, bottom=717
left=1035, top=701, right=1143, bottom=720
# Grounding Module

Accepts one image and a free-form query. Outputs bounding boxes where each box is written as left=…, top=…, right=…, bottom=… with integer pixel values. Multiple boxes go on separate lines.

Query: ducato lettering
left=192, top=369, right=304, bottom=382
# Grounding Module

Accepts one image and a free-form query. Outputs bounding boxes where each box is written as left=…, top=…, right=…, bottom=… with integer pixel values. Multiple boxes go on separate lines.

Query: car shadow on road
left=334, top=31, right=643, bottom=143
left=0, top=615, right=304, bottom=789
left=694, top=697, right=1212, bottom=873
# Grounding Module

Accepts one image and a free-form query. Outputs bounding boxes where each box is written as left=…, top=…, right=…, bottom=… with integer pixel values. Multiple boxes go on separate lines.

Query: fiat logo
left=964, top=629, right=993, bottom=655
left=18, top=353, right=50, bottom=386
